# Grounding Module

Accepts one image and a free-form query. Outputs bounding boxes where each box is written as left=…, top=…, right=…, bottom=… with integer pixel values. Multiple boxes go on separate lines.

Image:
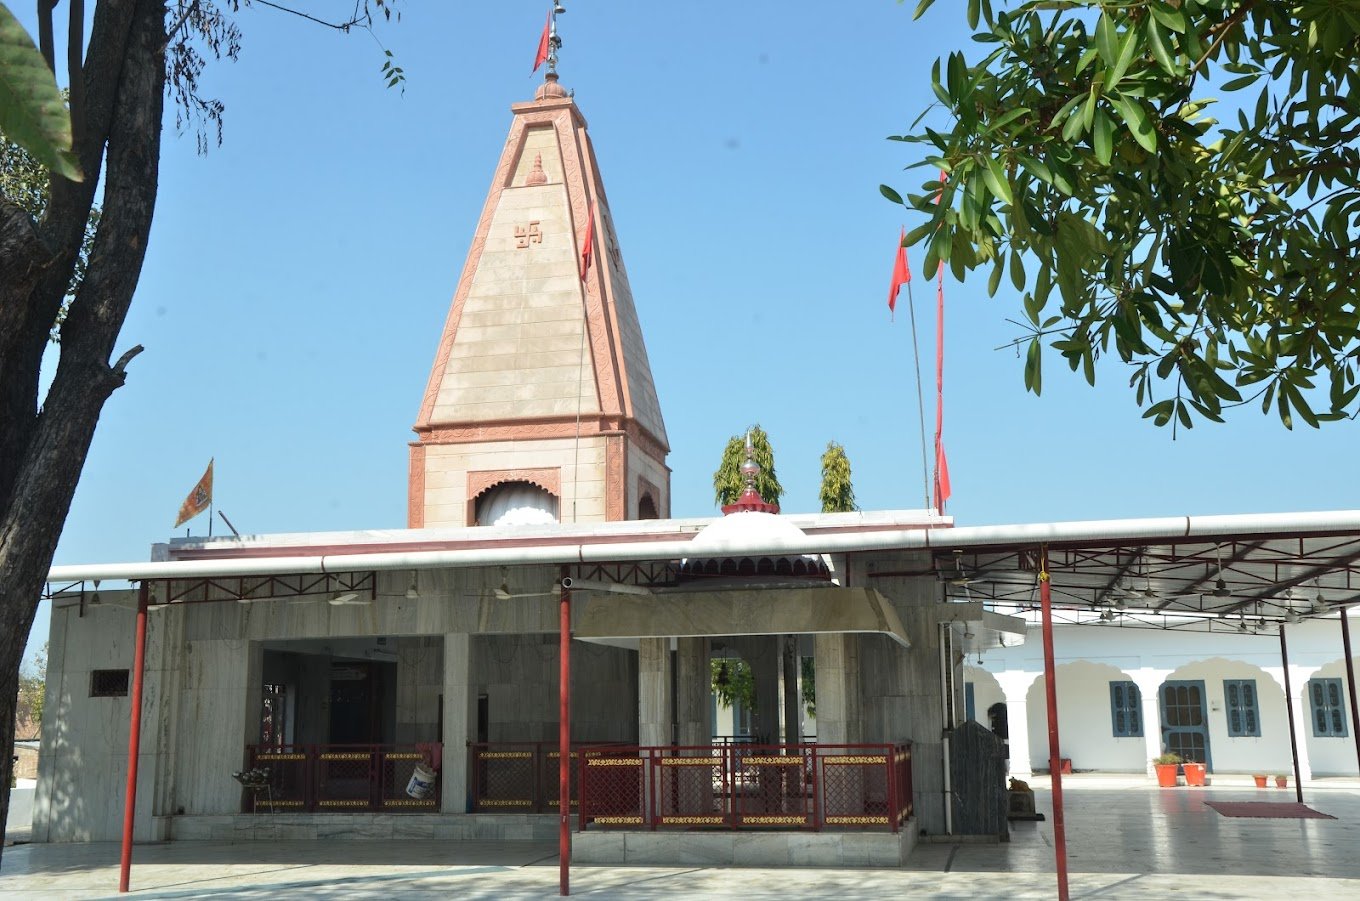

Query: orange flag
left=887, top=226, right=911, bottom=318
left=532, top=11, right=551, bottom=72
left=174, top=459, right=214, bottom=528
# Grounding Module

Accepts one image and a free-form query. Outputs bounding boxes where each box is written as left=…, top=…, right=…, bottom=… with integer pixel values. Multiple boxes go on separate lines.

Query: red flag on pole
left=887, top=226, right=911, bottom=318
left=579, top=201, right=595, bottom=281
left=932, top=169, right=952, bottom=514
left=532, top=11, right=551, bottom=72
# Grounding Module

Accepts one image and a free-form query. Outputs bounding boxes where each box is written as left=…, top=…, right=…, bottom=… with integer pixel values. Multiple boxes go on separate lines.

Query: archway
left=1024, top=661, right=1145, bottom=772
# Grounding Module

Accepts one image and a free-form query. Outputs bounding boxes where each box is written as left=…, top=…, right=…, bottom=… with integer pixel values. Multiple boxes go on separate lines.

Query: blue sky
left=22, top=2, right=1357, bottom=667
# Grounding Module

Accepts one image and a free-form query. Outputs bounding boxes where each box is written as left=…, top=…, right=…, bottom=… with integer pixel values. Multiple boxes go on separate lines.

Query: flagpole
left=903, top=278, right=931, bottom=510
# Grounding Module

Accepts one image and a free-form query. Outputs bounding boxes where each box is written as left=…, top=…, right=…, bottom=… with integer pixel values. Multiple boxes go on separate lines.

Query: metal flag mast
left=547, top=2, right=565, bottom=75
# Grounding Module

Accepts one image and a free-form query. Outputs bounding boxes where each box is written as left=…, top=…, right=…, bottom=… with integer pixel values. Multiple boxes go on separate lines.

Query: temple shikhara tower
left=409, top=72, right=669, bottom=529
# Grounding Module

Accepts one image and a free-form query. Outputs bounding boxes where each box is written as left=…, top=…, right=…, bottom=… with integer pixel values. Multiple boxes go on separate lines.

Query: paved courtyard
left=2, top=775, right=1358, bottom=899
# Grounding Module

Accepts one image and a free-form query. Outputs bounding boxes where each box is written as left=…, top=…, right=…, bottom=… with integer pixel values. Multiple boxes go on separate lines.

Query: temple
left=31, top=57, right=1360, bottom=891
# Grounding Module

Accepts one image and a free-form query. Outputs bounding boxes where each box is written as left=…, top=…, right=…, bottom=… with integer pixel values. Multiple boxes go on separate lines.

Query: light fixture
left=554, top=2, right=566, bottom=14
left=1312, top=591, right=1328, bottom=614
left=963, top=628, right=975, bottom=641
left=1213, top=578, right=1230, bottom=598
left=405, top=573, right=420, bottom=600
left=329, top=592, right=369, bottom=607
left=559, top=577, right=651, bottom=596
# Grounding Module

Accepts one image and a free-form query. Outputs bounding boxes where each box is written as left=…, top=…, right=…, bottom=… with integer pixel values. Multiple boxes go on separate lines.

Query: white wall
left=969, top=619, right=1360, bottom=776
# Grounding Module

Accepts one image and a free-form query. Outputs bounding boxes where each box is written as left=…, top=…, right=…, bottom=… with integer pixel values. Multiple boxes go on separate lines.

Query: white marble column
left=996, top=671, right=1032, bottom=777
left=1133, top=671, right=1170, bottom=775
left=814, top=633, right=860, bottom=745
left=638, top=638, right=673, bottom=747
left=675, top=638, right=710, bottom=747
left=442, top=633, right=474, bottom=813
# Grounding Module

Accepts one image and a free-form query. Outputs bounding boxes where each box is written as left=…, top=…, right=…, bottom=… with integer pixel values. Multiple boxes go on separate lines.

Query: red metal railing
left=578, top=743, right=913, bottom=832
left=468, top=742, right=625, bottom=813
left=242, top=744, right=441, bottom=813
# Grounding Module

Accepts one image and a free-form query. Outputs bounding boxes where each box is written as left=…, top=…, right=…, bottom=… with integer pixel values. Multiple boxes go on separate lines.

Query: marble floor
left=2, top=774, right=1358, bottom=899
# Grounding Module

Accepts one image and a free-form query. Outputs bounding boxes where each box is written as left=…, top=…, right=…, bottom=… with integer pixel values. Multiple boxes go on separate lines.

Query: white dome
left=688, top=511, right=809, bottom=553
left=681, top=512, right=829, bottom=581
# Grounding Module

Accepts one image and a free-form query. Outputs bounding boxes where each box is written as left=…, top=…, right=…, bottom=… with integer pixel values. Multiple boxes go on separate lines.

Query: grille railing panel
left=578, top=743, right=913, bottom=832
left=243, top=744, right=440, bottom=813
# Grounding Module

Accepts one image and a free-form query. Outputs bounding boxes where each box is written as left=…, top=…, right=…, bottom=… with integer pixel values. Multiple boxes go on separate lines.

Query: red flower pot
left=1275, top=776, right=1288, bottom=788
left=1154, top=764, right=1179, bottom=787
left=1182, top=762, right=1207, bottom=786
left=1253, top=774, right=1268, bottom=788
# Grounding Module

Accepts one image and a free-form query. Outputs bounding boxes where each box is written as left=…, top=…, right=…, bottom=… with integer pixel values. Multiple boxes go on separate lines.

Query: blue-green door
left=1160, top=680, right=1212, bottom=769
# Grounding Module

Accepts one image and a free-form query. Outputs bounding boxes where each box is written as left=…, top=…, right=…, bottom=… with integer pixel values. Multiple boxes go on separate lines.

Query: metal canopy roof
left=44, top=509, right=1360, bottom=633
left=929, top=529, right=1360, bottom=634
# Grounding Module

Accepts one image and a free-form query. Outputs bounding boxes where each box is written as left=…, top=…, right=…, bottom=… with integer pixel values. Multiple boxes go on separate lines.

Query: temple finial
left=548, top=3, right=565, bottom=75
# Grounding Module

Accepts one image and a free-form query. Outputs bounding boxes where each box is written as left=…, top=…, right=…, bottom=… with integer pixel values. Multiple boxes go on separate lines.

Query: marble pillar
left=996, top=672, right=1032, bottom=777
left=639, top=638, right=673, bottom=746
left=814, top=633, right=861, bottom=745
left=442, top=633, right=475, bottom=813
left=675, top=638, right=710, bottom=747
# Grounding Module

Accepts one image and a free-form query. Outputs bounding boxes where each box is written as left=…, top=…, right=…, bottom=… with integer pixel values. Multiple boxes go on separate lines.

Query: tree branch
left=66, top=0, right=86, bottom=145
left=1189, top=1, right=1256, bottom=78
left=36, top=0, right=56, bottom=71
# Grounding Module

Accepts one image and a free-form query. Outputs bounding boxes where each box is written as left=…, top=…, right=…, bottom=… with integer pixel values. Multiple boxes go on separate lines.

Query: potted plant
left=1153, top=752, right=1182, bottom=787
left=1181, top=759, right=1207, bottom=787
left=1253, top=774, right=1268, bottom=788
left=1275, top=774, right=1289, bottom=788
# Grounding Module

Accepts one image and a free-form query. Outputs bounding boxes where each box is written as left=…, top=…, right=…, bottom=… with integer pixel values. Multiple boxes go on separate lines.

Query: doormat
left=1204, top=801, right=1335, bottom=819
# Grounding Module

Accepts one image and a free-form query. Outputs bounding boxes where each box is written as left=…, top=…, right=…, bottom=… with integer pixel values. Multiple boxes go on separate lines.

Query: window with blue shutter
left=1110, top=681, right=1142, bottom=737
left=1224, top=679, right=1261, bottom=737
left=1308, top=678, right=1348, bottom=737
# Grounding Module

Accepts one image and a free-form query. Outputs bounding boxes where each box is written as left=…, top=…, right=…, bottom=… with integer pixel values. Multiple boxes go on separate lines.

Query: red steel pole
left=1038, top=548, right=1069, bottom=901
left=118, top=582, right=150, bottom=893
left=1279, top=624, right=1305, bottom=803
left=1341, top=609, right=1360, bottom=775
left=559, top=567, right=571, bottom=896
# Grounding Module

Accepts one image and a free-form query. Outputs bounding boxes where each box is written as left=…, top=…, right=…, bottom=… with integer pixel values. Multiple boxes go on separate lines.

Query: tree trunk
left=0, top=0, right=167, bottom=864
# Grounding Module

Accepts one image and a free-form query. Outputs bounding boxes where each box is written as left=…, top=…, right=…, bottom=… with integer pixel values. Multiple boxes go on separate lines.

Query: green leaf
left=1148, top=2, right=1188, bottom=34
left=880, top=184, right=905, bottom=205
left=1009, top=248, right=1026, bottom=292
left=1105, top=24, right=1141, bottom=89
left=1092, top=107, right=1113, bottom=165
left=0, top=4, right=82, bottom=181
left=1024, top=338, right=1042, bottom=394
left=1109, top=93, right=1157, bottom=153
left=981, top=155, right=1012, bottom=205
left=1145, top=18, right=1179, bottom=76
left=912, top=0, right=937, bottom=21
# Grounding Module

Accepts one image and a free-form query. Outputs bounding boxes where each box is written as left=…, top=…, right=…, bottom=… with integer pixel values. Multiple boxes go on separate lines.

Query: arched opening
left=474, top=480, right=559, bottom=527
left=638, top=493, right=659, bottom=520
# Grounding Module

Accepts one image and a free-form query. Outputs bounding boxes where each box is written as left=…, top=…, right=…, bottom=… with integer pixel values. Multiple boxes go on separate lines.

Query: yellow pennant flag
left=174, top=459, right=214, bottom=528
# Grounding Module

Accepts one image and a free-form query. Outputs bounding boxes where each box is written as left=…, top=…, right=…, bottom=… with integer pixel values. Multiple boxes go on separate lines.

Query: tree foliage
left=889, top=0, right=1360, bottom=430
left=818, top=441, right=857, bottom=513
left=711, top=658, right=755, bottom=712
left=0, top=0, right=400, bottom=857
left=15, top=642, right=44, bottom=740
left=713, top=425, right=784, bottom=507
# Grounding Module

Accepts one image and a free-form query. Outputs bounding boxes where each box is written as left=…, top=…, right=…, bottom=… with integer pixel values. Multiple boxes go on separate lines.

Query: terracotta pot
left=1275, top=776, right=1288, bottom=788
left=1182, top=762, right=1207, bottom=786
left=1154, top=764, right=1179, bottom=787
left=1253, top=774, right=1268, bottom=788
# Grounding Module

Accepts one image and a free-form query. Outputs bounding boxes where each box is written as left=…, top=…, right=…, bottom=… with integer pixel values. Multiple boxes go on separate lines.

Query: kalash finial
left=723, top=429, right=779, bottom=515
left=534, top=3, right=571, bottom=101
left=548, top=3, right=565, bottom=75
